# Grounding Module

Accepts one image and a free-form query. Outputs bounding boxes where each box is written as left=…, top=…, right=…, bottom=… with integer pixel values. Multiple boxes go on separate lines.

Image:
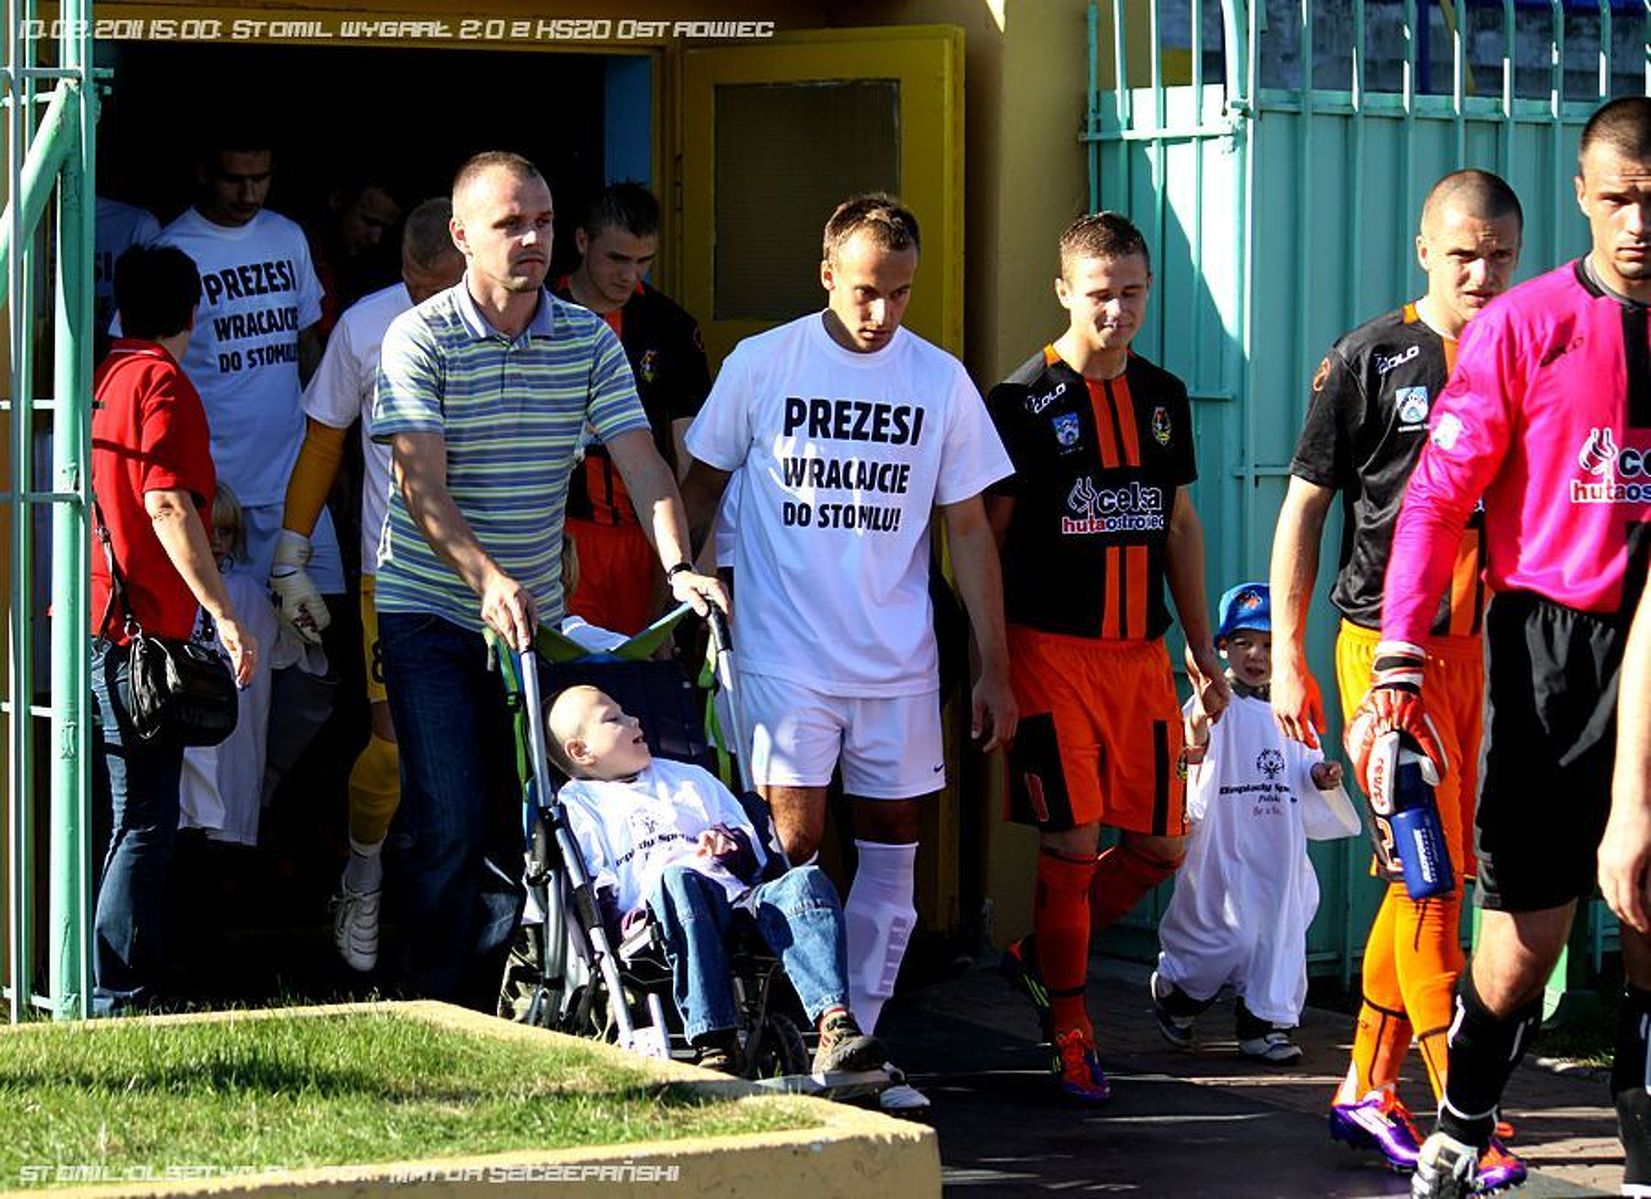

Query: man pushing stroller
left=548, top=684, right=887, bottom=1079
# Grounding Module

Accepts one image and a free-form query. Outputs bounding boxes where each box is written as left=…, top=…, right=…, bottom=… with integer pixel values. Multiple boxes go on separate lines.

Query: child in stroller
left=548, top=683, right=886, bottom=1079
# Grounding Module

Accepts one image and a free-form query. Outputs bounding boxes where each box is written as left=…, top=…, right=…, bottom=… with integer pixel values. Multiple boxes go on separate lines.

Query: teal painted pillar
left=48, top=24, right=96, bottom=1018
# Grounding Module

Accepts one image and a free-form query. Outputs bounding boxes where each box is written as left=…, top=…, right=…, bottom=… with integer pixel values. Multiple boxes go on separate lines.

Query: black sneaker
left=1149, top=970, right=1197, bottom=1049
left=693, top=1031, right=745, bottom=1076
left=812, top=1009, right=886, bottom=1074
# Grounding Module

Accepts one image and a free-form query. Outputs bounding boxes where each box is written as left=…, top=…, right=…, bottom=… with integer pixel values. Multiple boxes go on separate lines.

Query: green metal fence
left=2, top=0, right=98, bottom=1020
left=1087, top=0, right=1631, bottom=983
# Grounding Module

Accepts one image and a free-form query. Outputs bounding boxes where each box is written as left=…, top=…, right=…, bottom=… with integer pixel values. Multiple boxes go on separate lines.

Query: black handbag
left=92, top=494, right=239, bottom=748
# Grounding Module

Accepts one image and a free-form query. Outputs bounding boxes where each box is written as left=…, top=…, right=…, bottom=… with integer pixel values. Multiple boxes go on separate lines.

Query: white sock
left=343, top=836, right=384, bottom=894
left=843, top=839, right=918, bottom=1035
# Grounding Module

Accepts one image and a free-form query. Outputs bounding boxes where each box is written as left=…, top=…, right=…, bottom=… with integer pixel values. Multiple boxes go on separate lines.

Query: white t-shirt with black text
left=154, top=207, right=324, bottom=506
left=685, top=314, right=1011, bottom=696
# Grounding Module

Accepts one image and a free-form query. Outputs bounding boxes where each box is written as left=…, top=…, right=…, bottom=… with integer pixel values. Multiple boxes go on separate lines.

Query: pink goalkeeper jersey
left=1385, top=261, right=1651, bottom=642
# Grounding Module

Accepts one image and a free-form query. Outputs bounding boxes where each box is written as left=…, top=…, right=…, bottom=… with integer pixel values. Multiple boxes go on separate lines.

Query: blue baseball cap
left=1216, top=581, right=1271, bottom=641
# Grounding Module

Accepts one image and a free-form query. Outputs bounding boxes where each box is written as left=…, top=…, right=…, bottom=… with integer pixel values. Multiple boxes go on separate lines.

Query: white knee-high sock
left=843, top=839, right=918, bottom=1034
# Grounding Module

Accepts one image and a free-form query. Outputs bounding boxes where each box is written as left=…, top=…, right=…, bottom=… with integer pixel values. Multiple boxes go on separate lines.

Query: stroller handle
left=703, top=608, right=755, bottom=796
left=706, top=606, right=733, bottom=662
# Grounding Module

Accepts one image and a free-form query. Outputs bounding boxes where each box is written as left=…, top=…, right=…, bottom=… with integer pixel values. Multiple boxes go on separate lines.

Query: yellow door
left=679, top=25, right=964, bottom=367
left=680, top=26, right=969, bottom=938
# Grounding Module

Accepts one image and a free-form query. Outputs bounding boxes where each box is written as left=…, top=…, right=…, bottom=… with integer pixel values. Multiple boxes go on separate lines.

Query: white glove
left=269, top=529, right=331, bottom=644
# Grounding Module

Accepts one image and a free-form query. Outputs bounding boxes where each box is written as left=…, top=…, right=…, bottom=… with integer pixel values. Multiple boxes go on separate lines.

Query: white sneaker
left=1237, top=1030, right=1303, bottom=1064
left=1411, top=1131, right=1479, bottom=1199
left=332, top=885, right=381, bottom=972
left=878, top=1063, right=932, bottom=1113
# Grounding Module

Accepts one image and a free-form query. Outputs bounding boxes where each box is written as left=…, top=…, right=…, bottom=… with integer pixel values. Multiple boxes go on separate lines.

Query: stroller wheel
left=744, top=1011, right=810, bottom=1079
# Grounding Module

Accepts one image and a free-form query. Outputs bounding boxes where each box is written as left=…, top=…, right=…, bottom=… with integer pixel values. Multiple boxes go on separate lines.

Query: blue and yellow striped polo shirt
left=372, top=280, right=649, bottom=631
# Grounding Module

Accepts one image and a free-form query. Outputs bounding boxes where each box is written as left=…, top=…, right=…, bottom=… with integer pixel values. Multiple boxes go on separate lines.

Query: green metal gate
left=1088, top=0, right=1633, bottom=982
left=1, top=0, right=99, bottom=1020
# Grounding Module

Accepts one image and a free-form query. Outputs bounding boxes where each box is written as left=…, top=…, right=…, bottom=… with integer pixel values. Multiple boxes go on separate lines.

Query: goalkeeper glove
left=269, top=528, right=331, bottom=645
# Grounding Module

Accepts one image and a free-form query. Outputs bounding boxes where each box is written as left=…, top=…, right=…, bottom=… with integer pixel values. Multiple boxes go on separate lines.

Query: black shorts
left=1475, top=591, right=1629, bottom=913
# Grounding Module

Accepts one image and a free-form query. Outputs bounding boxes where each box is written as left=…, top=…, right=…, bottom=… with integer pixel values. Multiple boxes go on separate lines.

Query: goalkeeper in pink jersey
left=1349, top=96, right=1651, bottom=1198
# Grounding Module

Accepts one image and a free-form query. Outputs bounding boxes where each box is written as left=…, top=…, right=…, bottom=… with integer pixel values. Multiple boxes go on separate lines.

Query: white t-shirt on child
left=559, top=757, right=769, bottom=914
left=684, top=314, right=1011, bottom=697
left=1156, top=692, right=1359, bottom=1025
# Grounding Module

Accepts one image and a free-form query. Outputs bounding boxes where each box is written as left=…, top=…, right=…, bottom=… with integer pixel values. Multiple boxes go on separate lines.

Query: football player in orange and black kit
left=1267, top=170, right=1525, bottom=1189
left=555, top=183, right=711, bottom=634
left=990, top=212, right=1230, bottom=1102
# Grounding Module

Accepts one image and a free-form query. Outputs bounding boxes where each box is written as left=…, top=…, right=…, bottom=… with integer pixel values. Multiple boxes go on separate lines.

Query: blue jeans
left=645, top=863, right=850, bottom=1041
left=380, top=612, right=534, bottom=1008
left=89, top=639, right=184, bottom=1016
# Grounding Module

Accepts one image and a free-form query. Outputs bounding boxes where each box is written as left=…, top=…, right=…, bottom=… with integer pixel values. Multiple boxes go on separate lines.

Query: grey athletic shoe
left=1237, top=1029, right=1303, bottom=1065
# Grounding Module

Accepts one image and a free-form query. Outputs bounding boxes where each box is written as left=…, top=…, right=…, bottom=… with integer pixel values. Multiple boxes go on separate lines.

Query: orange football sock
left=1393, top=889, right=1464, bottom=1102
left=1089, top=840, right=1181, bottom=931
left=1035, top=848, right=1098, bottom=1039
left=1338, top=883, right=1464, bottom=1105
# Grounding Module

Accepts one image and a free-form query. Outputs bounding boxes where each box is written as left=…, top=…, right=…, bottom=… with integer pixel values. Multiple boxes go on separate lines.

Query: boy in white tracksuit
left=1150, top=582, right=1360, bottom=1063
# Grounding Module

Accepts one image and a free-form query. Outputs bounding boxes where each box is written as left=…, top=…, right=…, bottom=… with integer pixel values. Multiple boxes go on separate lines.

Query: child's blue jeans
left=644, top=862, right=850, bottom=1042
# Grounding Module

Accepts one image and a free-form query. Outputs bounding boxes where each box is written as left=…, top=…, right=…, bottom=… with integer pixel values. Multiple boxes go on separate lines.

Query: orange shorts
left=564, top=517, right=658, bottom=636
left=1335, top=620, right=1484, bottom=878
left=1003, top=626, right=1187, bottom=836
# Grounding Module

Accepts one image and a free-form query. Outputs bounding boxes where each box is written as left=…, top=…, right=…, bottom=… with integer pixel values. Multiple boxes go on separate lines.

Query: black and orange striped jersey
left=988, top=347, right=1197, bottom=641
left=1290, top=302, right=1487, bottom=637
left=553, top=278, right=711, bottom=527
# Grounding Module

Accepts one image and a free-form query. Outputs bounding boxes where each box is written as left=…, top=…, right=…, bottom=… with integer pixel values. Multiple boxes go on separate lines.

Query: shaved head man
left=1267, top=169, right=1526, bottom=1190
left=1415, top=170, right=1524, bottom=338
left=368, top=151, right=725, bottom=1006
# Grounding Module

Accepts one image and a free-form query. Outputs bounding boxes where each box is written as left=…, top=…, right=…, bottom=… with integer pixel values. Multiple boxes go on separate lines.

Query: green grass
left=0, top=1010, right=817, bottom=1188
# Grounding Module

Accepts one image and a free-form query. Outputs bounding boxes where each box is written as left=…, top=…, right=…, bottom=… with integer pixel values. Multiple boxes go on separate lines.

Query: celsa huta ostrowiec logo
left=1571, top=426, right=1651, bottom=504
left=1061, top=476, right=1165, bottom=534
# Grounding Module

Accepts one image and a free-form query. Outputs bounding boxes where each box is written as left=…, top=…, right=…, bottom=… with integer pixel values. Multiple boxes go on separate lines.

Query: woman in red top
left=90, top=244, right=255, bottom=1015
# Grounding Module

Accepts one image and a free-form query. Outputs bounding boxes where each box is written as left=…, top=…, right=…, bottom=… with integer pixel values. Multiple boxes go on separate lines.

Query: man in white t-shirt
left=682, top=192, right=1017, bottom=1111
left=272, top=198, right=464, bottom=972
left=151, top=133, right=342, bottom=597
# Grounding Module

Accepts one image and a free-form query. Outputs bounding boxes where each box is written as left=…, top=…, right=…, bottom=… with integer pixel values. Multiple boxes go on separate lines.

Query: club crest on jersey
left=1395, top=386, right=1430, bottom=428
left=1051, top=412, right=1081, bottom=448
left=639, top=348, right=659, bottom=384
left=1256, top=748, right=1285, bottom=781
left=1151, top=406, right=1172, bottom=447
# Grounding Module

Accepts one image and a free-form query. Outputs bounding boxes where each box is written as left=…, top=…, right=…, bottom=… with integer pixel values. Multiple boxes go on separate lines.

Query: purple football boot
left=1471, top=1139, right=1526, bottom=1195
left=1329, top=1089, right=1424, bottom=1171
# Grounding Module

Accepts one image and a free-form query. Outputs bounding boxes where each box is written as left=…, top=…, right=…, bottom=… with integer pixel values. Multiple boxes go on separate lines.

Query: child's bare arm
left=1183, top=707, right=1211, bottom=765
